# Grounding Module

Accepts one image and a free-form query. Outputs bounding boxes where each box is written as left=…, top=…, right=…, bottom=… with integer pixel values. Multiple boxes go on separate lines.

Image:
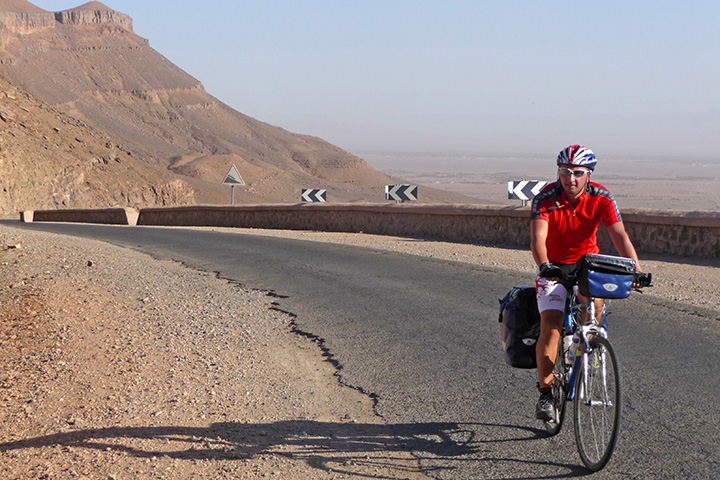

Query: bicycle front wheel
left=573, top=335, right=620, bottom=471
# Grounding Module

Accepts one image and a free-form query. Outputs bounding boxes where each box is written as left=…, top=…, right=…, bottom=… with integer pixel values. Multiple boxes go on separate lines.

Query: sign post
left=222, top=165, right=245, bottom=205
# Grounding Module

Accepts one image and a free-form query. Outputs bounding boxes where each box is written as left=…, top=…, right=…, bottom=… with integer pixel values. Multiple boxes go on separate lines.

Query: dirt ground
left=0, top=226, right=434, bottom=480
left=1, top=224, right=718, bottom=479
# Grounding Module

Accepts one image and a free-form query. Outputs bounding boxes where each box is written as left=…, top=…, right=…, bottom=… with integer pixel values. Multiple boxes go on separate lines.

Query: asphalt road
left=4, top=221, right=719, bottom=479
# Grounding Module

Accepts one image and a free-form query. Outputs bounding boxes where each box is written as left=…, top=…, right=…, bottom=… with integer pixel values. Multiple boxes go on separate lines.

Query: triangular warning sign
left=222, top=164, right=245, bottom=185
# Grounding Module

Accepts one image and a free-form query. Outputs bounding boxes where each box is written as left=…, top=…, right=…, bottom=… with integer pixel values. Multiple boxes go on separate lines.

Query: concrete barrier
left=21, top=204, right=720, bottom=258
left=21, top=207, right=139, bottom=226
left=136, top=203, right=528, bottom=240
left=609, top=210, right=720, bottom=258
left=136, top=204, right=720, bottom=258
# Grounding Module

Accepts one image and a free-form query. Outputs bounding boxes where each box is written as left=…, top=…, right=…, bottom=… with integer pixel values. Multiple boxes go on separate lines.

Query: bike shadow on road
left=0, top=420, right=588, bottom=478
left=0, top=420, right=477, bottom=474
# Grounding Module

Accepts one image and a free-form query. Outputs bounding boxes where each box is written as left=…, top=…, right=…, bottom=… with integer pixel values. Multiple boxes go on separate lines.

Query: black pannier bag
left=498, top=285, right=541, bottom=369
left=578, top=253, right=636, bottom=299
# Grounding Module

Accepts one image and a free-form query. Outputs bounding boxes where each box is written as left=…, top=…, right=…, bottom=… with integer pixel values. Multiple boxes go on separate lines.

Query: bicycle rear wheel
left=573, top=335, right=620, bottom=471
left=544, top=336, right=567, bottom=436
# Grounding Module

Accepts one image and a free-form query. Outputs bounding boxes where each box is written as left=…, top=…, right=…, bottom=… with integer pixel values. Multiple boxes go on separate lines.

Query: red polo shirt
left=531, top=180, right=622, bottom=265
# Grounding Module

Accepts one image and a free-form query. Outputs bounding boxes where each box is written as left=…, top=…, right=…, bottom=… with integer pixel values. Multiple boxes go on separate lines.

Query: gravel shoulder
left=0, top=226, right=430, bottom=480
left=1, top=224, right=717, bottom=479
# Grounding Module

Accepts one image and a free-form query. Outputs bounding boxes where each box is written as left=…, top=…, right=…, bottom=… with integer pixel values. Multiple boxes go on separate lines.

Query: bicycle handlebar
left=538, top=262, right=653, bottom=289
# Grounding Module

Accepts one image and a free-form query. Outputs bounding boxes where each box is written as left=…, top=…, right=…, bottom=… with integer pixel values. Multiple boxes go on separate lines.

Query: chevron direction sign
left=385, top=184, right=418, bottom=203
left=508, top=180, right=548, bottom=202
left=301, top=188, right=327, bottom=202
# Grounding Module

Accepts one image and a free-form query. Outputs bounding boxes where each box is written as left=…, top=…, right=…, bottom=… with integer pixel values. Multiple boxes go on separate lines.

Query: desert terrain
left=0, top=1, right=478, bottom=216
left=3, top=2, right=715, bottom=216
left=363, top=152, right=720, bottom=212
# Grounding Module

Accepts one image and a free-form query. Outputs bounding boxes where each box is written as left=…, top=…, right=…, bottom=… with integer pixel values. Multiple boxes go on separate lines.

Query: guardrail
left=20, top=204, right=720, bottom=258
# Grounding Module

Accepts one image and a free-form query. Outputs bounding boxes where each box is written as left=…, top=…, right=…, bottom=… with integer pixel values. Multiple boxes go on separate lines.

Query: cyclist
left=530, top=145, right=644, bottom=422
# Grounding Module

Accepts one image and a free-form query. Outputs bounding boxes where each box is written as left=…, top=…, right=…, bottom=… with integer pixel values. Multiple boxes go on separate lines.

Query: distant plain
left=362, top=152, right=720, bottom=212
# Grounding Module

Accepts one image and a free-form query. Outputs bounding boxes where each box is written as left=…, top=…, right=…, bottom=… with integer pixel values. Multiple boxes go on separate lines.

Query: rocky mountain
left=0, top=74, right=194, bottom=214
left=0, top=1, right=477, bottom=216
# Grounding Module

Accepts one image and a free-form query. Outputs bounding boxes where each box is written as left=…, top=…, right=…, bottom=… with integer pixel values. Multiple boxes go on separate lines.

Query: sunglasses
left=558, top=167, right=590, bottom=178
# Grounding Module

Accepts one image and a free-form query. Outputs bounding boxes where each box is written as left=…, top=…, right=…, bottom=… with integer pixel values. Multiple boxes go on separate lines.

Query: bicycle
left=542, top=254, right=652, bottom=471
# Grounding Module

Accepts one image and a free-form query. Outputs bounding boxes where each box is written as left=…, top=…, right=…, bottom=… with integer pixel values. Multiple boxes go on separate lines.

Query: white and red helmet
left=556, top=145, right=597, bottom=171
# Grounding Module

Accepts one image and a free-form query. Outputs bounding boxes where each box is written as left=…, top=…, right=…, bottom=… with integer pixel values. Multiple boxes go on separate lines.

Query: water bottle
left=563, top=335, right=573, bottom=364
left=565, top=332, right=580, bottom=365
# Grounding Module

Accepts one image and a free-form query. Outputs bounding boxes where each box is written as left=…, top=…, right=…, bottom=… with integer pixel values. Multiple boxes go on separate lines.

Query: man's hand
left=633, top=272, right=653, bottom=289
left=539, top=262, right=563, bottom=279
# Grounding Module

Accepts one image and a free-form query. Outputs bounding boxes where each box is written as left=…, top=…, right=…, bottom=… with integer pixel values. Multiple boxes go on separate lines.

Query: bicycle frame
left=564, top=288, right=607, bottom=401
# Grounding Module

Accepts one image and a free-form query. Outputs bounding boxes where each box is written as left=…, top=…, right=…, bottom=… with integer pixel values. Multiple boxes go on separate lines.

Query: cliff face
left=0, top=12, right=53, bottom=38
left=0, top=1, right=130, bottom=36
left=0, top=75, right=196, bottom=215
left=55, top=2, right=133, bottom=30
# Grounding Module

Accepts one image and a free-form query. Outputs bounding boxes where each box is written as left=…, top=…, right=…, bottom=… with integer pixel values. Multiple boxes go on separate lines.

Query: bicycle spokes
left=573, top=336, right=620, bottom=471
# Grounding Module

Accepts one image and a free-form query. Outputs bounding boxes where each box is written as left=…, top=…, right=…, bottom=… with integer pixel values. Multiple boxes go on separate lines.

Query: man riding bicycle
left=530, top=145, right=644, bottom=422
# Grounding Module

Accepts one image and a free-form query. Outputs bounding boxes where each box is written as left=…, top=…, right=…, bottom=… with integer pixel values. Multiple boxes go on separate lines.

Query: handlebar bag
left=579, top=254, right=636, bottom=299
left=498, top=285, right=541, bottom=368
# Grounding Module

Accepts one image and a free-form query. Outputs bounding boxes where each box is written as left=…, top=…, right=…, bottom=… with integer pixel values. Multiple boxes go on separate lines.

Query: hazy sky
left=31, top=1, right=719, bottom=159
